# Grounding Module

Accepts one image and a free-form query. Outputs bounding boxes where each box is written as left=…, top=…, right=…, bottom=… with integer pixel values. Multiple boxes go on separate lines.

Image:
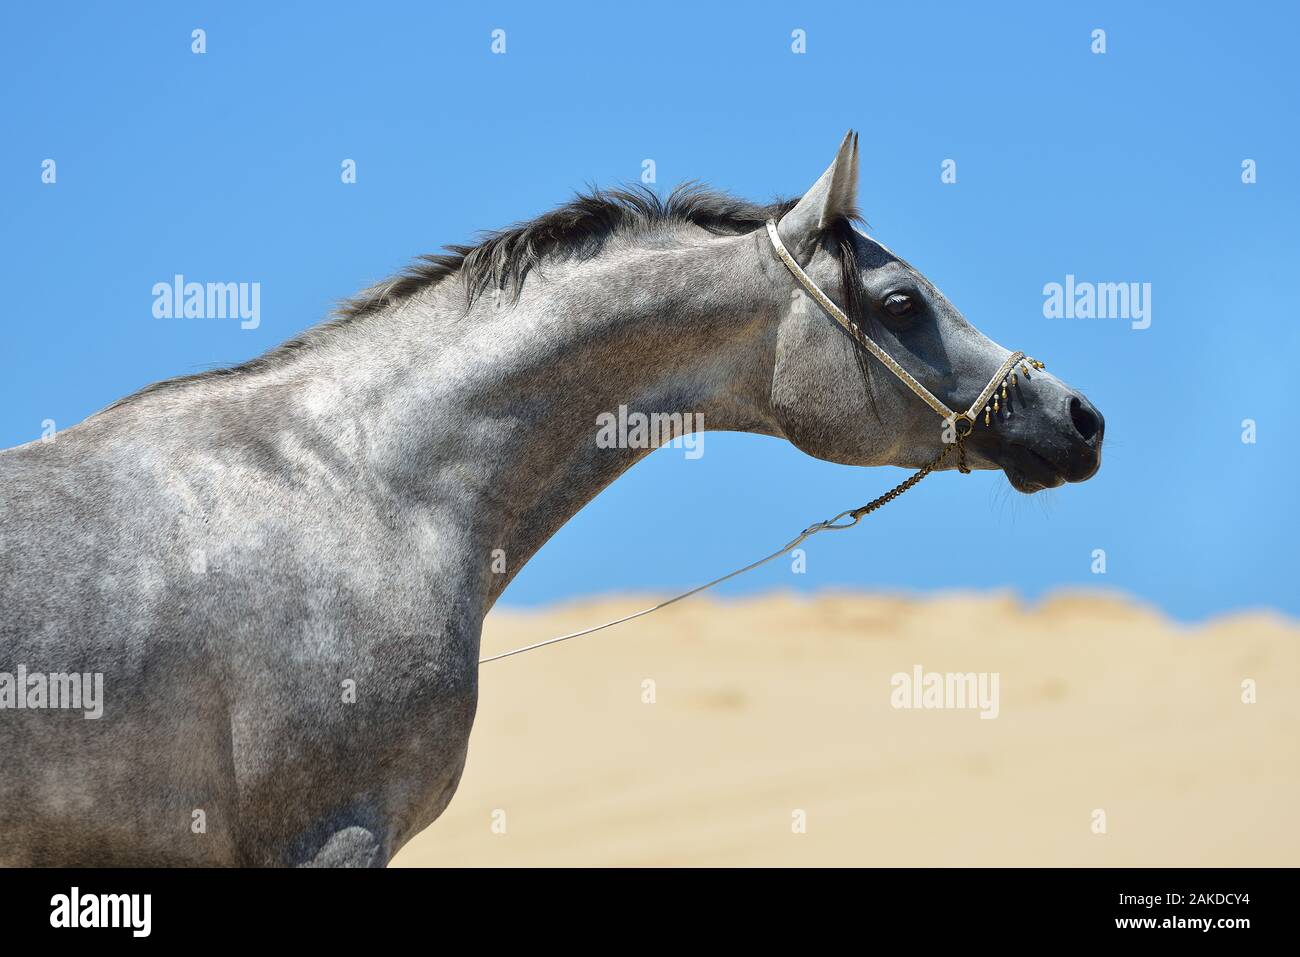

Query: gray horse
left=0, top=133, right=1102, bottom=866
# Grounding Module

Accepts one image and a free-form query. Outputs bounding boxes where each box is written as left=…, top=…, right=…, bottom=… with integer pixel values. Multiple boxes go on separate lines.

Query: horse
left=0, top=132, right=1103, bottom=866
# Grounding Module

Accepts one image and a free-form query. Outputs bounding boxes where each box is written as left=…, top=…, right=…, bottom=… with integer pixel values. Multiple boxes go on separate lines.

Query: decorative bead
left=1001, top=382, right=1007, bottom=401
left=984, top=406, right=990, bottom=426
left=993, top=395, right=999, bottom=413
left=1011, top=372, right=1017, bottom=386
left=1021, top=363, right=1030, bottom=376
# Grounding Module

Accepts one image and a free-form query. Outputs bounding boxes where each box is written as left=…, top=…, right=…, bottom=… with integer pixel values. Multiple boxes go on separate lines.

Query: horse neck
left=310, top=231, right=783, bottom=609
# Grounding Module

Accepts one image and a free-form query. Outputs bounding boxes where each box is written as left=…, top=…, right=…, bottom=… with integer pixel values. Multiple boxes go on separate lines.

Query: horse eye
left=884, top=293, right=914, bottom=318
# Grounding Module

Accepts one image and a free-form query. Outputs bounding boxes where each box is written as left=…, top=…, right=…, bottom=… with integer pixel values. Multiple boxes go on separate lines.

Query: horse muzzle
left=982, top=390, right=1104, bottom=493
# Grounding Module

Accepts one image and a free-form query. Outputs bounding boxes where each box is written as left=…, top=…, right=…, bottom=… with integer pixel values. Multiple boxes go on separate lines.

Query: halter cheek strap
left=764, top=220, right=1042, bottom=439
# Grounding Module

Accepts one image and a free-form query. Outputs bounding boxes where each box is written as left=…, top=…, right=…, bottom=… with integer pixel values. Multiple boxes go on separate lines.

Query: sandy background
left=392, top=590, right=1298, bottom=867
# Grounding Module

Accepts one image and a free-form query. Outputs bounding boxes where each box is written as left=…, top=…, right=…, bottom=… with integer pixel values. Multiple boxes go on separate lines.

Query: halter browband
left=764, top=220, right=1043, bottom=436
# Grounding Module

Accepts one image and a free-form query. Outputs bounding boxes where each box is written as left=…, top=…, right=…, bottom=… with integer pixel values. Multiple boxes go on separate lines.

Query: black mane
left=336, top=183, right=798, bottom=318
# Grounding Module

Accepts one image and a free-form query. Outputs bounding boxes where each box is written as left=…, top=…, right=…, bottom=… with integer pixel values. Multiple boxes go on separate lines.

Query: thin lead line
left=479, top=522, right=846, bottom=664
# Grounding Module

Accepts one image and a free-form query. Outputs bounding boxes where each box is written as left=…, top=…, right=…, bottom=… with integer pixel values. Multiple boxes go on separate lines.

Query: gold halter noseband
left=478, top=222, right=1048, bottom=664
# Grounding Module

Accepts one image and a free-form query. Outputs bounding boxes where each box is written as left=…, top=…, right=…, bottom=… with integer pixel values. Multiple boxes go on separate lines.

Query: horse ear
left=777, top=130, right=859, bottom=257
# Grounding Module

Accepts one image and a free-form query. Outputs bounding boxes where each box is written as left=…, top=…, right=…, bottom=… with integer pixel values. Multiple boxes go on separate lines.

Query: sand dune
left=391, top=591, right=1299, bottom=867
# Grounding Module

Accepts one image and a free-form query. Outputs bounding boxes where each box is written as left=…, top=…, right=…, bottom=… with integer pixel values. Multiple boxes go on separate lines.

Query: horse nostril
left=1069, top=396, right=1101, bottom=442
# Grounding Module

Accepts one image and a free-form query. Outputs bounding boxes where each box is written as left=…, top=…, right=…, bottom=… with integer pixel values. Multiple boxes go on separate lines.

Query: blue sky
left=2, top=2, right=1297, bottom=621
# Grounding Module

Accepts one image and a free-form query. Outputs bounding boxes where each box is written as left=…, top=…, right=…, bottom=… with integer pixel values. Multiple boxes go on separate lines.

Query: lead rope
left=479, top=434, right=964, bottom=663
